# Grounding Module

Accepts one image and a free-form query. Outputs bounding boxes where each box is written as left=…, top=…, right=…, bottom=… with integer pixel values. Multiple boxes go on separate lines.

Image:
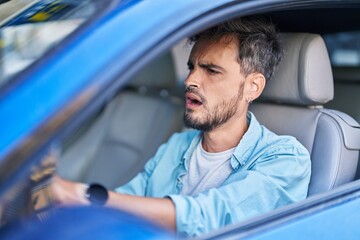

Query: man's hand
left=49, top=175, right=176, bottom=230
left=49, top=175, right=89, bottom=206
left=106, top=191, right=176, bottom=230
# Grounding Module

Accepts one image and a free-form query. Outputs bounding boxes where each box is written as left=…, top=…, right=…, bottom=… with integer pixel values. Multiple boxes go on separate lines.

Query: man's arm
left=107, top=191, right=176, bottom=229
left=50, top=176, right=176, bottom=230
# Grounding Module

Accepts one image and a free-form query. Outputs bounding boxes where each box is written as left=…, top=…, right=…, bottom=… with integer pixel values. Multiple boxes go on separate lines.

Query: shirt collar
left=230, top=111, right=262, bottom=170
left=183, top=111, right=262, bottom=171
left=183, top=132, right=202, bottom=171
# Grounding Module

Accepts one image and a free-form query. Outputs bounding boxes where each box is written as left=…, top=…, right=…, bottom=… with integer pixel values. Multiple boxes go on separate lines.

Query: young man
left=51, top=17, right=311, bottom=237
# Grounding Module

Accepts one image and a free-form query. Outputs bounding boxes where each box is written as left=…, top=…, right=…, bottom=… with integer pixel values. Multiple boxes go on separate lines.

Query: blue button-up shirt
left=115, top=112, right=311, bottom=237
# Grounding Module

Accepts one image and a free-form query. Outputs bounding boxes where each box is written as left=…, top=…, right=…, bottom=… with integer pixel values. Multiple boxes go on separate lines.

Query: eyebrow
left=199, top=63, right=225, bottom=72
left=188, top=59, right=226, bottom=72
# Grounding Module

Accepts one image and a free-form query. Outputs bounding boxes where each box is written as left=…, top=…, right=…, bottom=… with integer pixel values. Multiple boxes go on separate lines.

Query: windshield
left=0, top=0, right=107, bottom=88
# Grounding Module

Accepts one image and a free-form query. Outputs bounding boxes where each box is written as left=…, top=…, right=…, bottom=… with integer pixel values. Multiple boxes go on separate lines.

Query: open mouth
left=186, top=93, right=203, bottom=108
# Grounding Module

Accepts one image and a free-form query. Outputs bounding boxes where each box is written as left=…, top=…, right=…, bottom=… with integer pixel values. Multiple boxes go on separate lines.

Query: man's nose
left=184, top=70, right=201, bottom=89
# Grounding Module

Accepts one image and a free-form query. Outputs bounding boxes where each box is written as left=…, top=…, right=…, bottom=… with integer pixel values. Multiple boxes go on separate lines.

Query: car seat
left=325, top=66, right=360, bottom=126
left=58, top=53, right=184, bottom=189
left=325, top=67, right=360, bottom=179
left=250, top=33, right=360, bottom=196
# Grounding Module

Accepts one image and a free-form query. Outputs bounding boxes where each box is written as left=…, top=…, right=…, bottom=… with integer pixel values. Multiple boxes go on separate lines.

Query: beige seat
left=325, top=67, right=360, bottom=178
left=58, top=53, right=184, bottom=189
left=250, top=33, right=360, bottom=196
left=326, top=67, right=360, bottom=124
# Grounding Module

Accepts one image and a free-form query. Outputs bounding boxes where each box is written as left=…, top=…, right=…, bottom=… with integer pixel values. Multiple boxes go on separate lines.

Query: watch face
left=86, top=184, right=108, bottom=205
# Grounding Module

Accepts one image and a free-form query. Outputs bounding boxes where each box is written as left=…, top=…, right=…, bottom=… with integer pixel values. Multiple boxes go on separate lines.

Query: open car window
left=0, top=0, right=108, bottom=88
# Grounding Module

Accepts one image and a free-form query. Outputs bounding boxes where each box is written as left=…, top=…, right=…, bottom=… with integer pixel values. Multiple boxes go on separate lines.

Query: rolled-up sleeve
left=168, top=145, right=311, bottom=237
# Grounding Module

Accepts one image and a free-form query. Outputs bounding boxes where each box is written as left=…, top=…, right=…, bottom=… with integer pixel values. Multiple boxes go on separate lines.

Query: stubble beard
left=183, top=83, right=244, bottom=132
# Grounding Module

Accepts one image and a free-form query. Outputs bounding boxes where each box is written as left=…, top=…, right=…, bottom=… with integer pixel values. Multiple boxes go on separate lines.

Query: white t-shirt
left=181, top=141, right=235, bottom=196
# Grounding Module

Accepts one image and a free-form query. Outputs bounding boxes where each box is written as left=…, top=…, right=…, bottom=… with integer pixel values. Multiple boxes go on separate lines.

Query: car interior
left=249, top=33, right=360, bottom=196
left=57, top=14, right=360, bottom=197
left=58, top=52, right=185, bottom=189
left=1, top=2, right=360, bottom=237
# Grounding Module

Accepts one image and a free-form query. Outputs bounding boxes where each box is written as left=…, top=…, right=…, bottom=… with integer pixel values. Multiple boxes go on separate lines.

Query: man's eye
left=207, top=68, right=219, bottom=75
left=187, top=63, right=194, bottom=71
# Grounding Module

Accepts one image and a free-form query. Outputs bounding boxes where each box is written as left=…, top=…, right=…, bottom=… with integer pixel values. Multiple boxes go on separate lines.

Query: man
left=51, top=17, right=311, bottom=237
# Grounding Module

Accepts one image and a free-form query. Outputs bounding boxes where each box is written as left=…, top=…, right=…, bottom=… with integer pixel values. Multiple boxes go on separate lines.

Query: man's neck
left=202, top=113, right=249, bottom=153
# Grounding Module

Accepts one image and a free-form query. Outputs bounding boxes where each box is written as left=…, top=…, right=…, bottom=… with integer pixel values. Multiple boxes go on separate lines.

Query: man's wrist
left=85, top=183, right=109, bottom=205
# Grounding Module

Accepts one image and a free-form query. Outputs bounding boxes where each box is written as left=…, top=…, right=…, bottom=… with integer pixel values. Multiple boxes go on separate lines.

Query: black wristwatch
left=85, top=183, right=109, bottom=205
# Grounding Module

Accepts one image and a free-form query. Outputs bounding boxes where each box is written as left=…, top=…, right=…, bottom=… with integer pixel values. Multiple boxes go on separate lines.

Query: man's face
left=184, top=37, right=249, bottom=132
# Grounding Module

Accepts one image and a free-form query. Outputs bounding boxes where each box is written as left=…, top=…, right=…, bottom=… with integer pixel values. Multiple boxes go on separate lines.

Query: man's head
left=189, top=16, right=283, bottom=82
left=183, top=17, right=283, bottom=132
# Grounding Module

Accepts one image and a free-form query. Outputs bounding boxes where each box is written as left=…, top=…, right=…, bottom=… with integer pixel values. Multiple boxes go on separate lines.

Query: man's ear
left=247, top=73, right=266, bottom=101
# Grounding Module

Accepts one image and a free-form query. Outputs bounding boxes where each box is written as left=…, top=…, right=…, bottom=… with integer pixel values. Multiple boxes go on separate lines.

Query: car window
left=323, top=31, right=360, bottom=134
left=323, top=31, right=360, bottom=67
left=171, top=38, right=192, bottom=83
left=0, top=0, right=108, bottom=88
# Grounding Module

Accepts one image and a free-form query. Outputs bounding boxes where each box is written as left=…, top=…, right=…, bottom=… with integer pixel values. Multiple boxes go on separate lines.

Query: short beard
left=183, top=83, right=244, bottom=132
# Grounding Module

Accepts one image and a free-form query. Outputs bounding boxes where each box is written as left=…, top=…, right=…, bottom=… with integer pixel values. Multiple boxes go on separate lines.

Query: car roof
left=264, top=6, right=360, bottom=34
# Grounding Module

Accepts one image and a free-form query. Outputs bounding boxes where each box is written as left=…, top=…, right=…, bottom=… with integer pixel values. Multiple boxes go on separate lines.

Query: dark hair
left=189, top=16, right=283, bottom=81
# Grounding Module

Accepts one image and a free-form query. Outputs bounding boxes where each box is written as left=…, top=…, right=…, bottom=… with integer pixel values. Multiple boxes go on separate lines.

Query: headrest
left=260, top=33, right=334, bottom=105
left=129, top=52, right=177, bottom=89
